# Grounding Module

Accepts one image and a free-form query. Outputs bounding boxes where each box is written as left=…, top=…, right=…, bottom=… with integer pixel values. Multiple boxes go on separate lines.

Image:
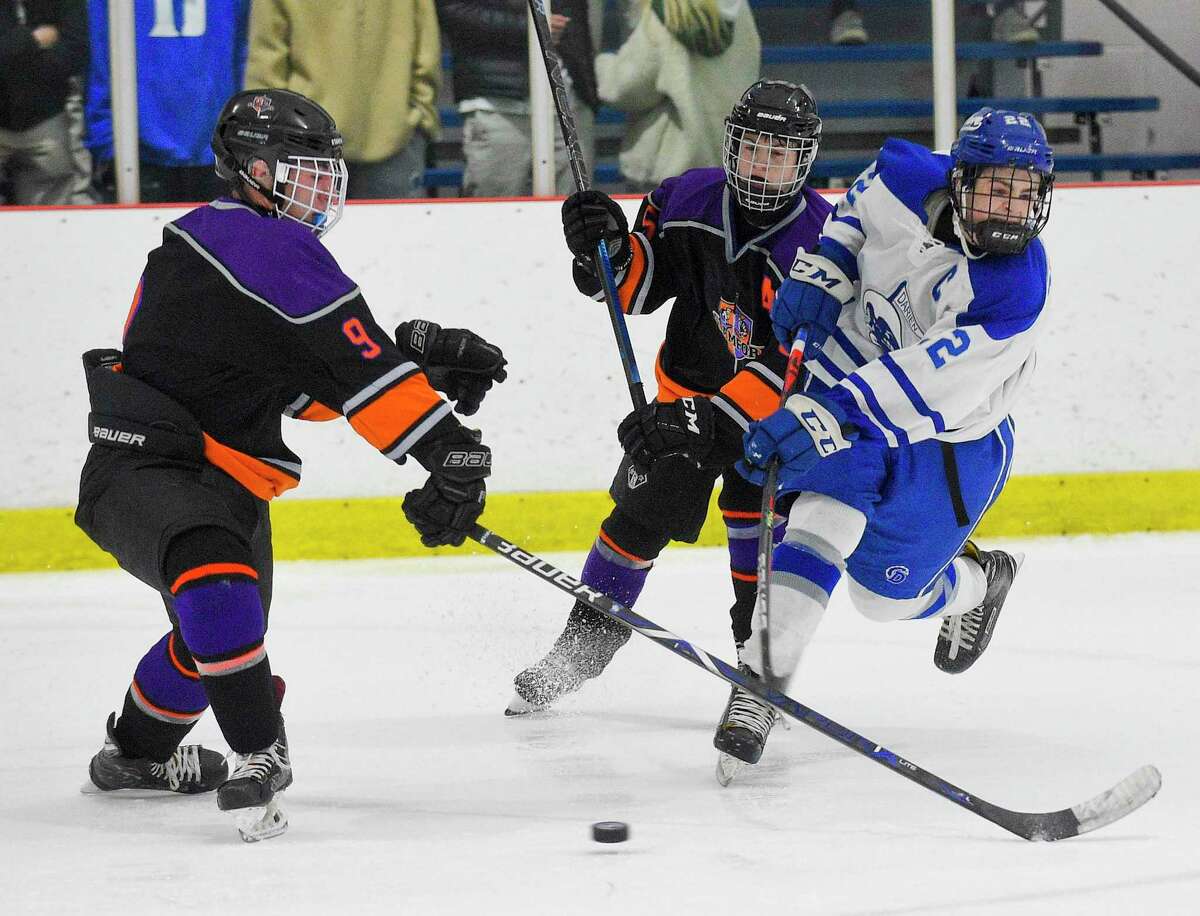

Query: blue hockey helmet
left=949, top=107, right=1054, bottom=255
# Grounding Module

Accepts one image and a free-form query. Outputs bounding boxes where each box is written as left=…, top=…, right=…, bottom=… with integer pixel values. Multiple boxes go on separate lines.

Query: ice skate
left=505, top=602, right=631, bottom=716
left=713, top=666, right=777, bottom=785
left=84, top=712, right=227, bottom=795
left=217, top=722, right=292, bottom=843
left=935, top=543, right=1024, bottom=674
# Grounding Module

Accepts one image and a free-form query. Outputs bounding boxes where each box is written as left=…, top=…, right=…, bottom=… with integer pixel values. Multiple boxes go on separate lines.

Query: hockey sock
left=165, top=528, right=278, bottom=754
left=742, top=539, right=841, bottom=683
left=114, top=630, right=208, bottom=762
left=724, top=512, right=786, bottom=646
left=902, top=555, right=988, bottom=620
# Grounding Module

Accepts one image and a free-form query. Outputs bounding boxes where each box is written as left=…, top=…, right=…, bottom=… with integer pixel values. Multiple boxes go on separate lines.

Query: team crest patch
left=861, top=281, right=923, bottom=352
left=713, top=298, right=763, bottom=362
left=249, top=95, right=275, bottom=116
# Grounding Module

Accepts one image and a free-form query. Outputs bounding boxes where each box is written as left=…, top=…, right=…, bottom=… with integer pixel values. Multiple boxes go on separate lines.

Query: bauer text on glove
left=395, top=319, right=507, bottom=416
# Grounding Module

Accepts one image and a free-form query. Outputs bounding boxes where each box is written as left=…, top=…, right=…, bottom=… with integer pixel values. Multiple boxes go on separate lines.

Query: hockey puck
left=591, top=821, right=629, bottom=843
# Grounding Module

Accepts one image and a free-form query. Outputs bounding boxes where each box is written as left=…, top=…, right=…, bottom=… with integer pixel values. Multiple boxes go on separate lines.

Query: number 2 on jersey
left=927, top=329, right=970, bottom=368
left=343, top=318, right=382, bottom=359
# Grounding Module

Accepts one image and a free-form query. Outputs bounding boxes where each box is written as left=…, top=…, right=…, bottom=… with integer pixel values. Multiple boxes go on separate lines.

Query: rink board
left=4, top=468, right=1197, bottom=573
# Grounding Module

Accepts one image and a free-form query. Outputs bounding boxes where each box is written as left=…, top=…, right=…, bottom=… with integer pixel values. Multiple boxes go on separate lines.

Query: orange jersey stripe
left=616, top=235, right=648, bottom=313
left=203, top=434, right=299, bottom=500
left=720, top=371, right=780, bottom=422
left=348, top=373, right=444, bottom=451
left=722, top=509, right=762, bottom=520
left=298, top=400, right=340, bottom=422
left=131, top=680, right=201, bottom=723
left=730, top=570, right=758, bottom=582
left=640, top=202, right=661, bottom=241
left=598, top=529, right=651, bottom=566
left=170, top=562, right=259, bottom=595
left=122, top=277, right=144, bottom=341
left=195, top=644, right=267, bottom=677
left=167, top=632, right=200, bottom=680
left=654, top=351, right=705, bottom=404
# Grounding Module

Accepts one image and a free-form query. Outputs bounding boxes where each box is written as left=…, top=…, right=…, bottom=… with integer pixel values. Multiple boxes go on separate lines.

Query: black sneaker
left=86, top=712, right=227, bottom=794
left=713, top=666, right=776, bottom=768
left=935, top=543, right=1024, bottom=674
left=506, top=601, right=631, bottom=715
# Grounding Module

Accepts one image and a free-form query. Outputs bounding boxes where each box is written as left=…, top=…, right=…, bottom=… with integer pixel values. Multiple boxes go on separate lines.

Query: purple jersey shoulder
left=171, top=200, right=358, bottom=319
left=767, top=186, right=833, bottom=267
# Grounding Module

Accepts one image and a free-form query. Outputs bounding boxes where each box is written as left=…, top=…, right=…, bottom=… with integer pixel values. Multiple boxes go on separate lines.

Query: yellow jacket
left=245, top=0, right=441, bottom=163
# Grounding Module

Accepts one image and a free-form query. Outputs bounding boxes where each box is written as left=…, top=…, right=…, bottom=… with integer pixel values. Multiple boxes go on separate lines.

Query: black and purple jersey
left=578, top=168, right=832, bottom=431
left=120, top=199, right=450, bottom=499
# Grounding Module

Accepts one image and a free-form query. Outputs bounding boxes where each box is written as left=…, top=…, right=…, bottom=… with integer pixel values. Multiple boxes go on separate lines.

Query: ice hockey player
left=75, top=89, right=506, bottom=840
left=712, top=108, right=1053, bottom=783
left=507, top=80, right=831, bottom=715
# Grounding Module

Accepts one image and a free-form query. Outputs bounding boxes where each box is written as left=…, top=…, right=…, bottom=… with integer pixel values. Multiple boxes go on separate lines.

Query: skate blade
left=80, top=781, right=193, bottom=799
left=715, top=753, right=747, bottom=787
left=233, top=797, right=288, bottom=843
left=504, top=692, right=543, bottom=717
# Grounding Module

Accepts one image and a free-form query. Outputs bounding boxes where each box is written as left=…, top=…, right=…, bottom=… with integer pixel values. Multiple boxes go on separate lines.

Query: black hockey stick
left=471, top=524, right=1162, bottom=841
left=754, top=334, right=807, bottom=685
left=526, top=0, right=647, bottom=410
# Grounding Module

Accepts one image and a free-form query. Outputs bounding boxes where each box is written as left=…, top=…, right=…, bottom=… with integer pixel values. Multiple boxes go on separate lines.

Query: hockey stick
left=471, top=523, right=1162, bottom=841
left=754, top=333, right=808, bottom=685
left=526, top=0, right=647, bottom=410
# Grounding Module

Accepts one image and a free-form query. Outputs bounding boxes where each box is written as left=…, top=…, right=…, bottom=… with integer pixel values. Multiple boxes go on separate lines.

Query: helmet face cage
left=949, top=107, right=1055, bottom=255
left=723, top=121, right=819, bottom=213
left=950, top=163, right=1053, bottom=256
left=272, top=155, right=348, bottom=238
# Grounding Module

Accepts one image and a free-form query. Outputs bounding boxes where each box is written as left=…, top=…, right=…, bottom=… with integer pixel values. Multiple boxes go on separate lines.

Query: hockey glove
left=404, top=423, right=491, bottom=547
left=395, top=320, right=508, bottom=416
left=737, top=392, right=858, bottom=486
left=617, top=397, right=742, bottom=470
left=771, top=250, right=857, bottom=352
left=562, top=189, right=632, bottom=278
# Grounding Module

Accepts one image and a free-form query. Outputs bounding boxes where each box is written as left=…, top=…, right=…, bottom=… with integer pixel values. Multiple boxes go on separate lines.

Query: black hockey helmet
left=723, top=80, right=822, bottom=215
left=212, top=89, right=348, bottom=236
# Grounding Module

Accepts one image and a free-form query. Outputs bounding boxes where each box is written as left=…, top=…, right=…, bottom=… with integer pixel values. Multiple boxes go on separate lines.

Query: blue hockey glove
left=736, top=392, right=858, bottom=485
left=772, top=251, right=857, bottom=352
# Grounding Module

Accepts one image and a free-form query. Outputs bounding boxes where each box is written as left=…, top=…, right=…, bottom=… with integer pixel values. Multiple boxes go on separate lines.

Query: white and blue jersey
left=807, top=138, right=1049, bottom=448
left=778, top=138, right=1049, bottom=601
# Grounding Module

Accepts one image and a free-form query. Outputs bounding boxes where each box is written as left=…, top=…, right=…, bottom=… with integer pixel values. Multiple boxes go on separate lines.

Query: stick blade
left=1069, top=764, right=1162, bottom=838
left=1009, top=764, right=1162, bottom=841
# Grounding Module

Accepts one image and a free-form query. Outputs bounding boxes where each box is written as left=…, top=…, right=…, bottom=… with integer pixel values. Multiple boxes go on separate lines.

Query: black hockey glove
left=562, top=189, right=632, bottom=278
left=395, top=319, right=508, bottom=416
left=404, top=423, right=491, bottom=548
left=617, top=397, right=743, bottom=470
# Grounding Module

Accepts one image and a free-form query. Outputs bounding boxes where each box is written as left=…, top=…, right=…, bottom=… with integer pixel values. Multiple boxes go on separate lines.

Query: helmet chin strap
left=951, top=208, right=988, bottom=260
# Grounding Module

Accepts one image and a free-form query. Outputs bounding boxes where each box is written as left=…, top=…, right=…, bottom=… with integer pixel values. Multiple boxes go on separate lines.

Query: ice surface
left=2, top=533, right=1198, bottom=914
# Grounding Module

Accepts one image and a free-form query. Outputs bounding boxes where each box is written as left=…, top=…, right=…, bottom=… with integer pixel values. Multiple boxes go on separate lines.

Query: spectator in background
left=830, top=1, right=1040, bottom=46
left=437, top=0, right=598, bottom=197
left=598, top=0, right=760, bottom=193
left=244, top=0, right=440, bottom=200
left=0, top=0, right=88, bottom=206
left=86, top=0, right=249, bottom=203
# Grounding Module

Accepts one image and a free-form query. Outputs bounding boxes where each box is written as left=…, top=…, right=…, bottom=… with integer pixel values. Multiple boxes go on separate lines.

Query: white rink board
left=1, top=185, right=1198, bottom=508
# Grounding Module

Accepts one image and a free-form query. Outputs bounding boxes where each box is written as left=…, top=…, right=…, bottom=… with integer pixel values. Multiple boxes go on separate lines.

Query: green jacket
left=245, top=0, right=441, bottom=163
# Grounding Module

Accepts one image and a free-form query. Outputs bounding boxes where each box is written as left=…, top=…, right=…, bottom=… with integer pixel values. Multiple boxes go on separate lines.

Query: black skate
left=217, top=725, right=292, bottom=842
left=935, top=543, right=1024, bottom=674
left=505, top=601, right=631, bottom=716
left=85, top=712, right=227, bottom=795
left=713, top=666, right=777, bottom=786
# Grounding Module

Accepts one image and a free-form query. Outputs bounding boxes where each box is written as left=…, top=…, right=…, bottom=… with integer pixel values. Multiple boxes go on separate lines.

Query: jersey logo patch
left=861, top=281, right=923, bottom=351
left=713, top=298, right=763, bottom=362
